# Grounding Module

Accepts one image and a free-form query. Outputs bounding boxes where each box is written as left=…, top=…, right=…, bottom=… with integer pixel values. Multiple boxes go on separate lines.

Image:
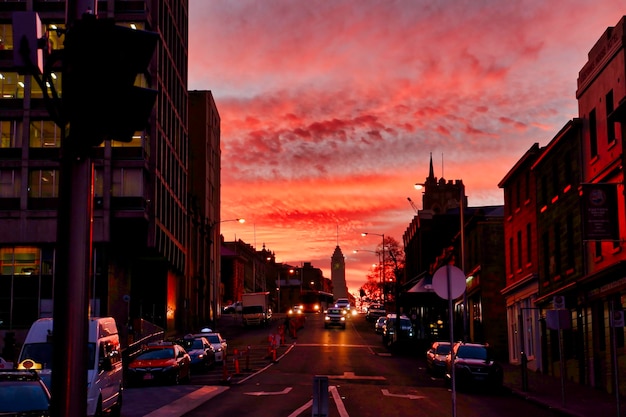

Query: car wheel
left=109, top=390, right=122, bottom=417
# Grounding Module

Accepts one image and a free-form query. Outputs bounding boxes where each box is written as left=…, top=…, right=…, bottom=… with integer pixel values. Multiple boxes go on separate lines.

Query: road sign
left=432, top=265, right=466, bottom=300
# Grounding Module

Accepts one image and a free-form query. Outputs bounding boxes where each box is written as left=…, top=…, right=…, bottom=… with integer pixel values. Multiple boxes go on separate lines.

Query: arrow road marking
left=287, top=385, right=349, bottom=417
left=381, top=389, right=425, bottom=400
left=244, top=387, right=292, bottom=396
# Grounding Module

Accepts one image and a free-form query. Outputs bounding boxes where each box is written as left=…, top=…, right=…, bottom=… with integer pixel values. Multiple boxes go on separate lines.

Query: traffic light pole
left=49, top=1, right=96, bottom=416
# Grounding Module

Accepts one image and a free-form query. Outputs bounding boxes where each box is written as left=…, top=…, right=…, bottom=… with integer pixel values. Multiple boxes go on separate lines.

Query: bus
left=300, top=290, right=334, bottom=313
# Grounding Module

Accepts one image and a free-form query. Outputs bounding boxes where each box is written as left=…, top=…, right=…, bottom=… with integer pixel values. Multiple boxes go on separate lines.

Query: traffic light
left=63, top=15, right=158, bottom=148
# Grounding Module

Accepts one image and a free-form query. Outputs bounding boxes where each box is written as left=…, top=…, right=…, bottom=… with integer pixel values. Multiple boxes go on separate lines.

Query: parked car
left=324, top=307, right=347, bottom=329
left=0, top=369, right=51, bottom=415
left=366, top=304, right=387, bottom=322
left=444, top=342, right=503, bottom=389
left=193, top=332, right=228, bottom=364
left=426, top=341, right=451, bottom=375
left=374, top=316, right=386, bottom=334
left=223, top=301, right=242, bottom=314
left=178, top=336, right=215, bottom=371
left=127, top=342, right=191, bottom=386
left=381, top=314, right=414, bottom=347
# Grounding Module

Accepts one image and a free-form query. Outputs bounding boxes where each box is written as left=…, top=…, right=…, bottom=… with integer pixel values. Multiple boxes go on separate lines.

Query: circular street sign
left=432, top=265, right=466, bottom=300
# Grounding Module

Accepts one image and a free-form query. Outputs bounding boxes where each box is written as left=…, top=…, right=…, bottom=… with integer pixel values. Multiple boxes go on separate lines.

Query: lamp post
left=361, top=232, right=385, bottom=303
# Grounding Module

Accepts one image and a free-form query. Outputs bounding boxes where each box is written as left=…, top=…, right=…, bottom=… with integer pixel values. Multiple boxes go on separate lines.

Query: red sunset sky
left=188, top=0, right=625, bottom=296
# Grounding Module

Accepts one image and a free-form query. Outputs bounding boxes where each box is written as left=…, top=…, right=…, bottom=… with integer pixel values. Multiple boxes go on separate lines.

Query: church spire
left=428, top=152, right=434, bottom=180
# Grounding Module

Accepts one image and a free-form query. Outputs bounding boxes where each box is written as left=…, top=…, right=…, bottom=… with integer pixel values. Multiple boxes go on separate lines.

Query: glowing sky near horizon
left=189, top=0, right=625, bottom=296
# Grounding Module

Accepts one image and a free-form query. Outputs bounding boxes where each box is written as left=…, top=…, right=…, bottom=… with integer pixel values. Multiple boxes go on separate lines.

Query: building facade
left=188, top=90, right=221, bottom=332
left=498, top=143, right=544, bottom=371
left=574, top=15, right=626, bottom=394
left=0, top=0, right=191, bottom=348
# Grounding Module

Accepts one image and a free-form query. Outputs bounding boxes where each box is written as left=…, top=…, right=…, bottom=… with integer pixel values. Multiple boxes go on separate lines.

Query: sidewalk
left=502, top=363, right=624, bottom=417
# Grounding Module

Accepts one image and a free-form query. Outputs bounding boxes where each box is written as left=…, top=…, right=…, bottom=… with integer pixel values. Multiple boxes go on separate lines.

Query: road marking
left=287, top=385, right=349, bottom=417
left=244, top=387, right=293, bottom=396
left=381, top=389, right=425, bottom=400
left=295, top=343, right=378, bottom=348
left=319, top=371, right=386, bottom=381
left=330, top=385, right=350, bottom=417
left=143, top=386, right=229, bottom=417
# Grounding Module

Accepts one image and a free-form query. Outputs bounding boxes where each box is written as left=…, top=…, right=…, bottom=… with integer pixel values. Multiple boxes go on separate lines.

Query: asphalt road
left=123, top=313, right=566, bottom=417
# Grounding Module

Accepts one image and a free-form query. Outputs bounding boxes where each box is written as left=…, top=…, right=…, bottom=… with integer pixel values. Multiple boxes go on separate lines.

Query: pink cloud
left=191, top=0, right=626, bottom=294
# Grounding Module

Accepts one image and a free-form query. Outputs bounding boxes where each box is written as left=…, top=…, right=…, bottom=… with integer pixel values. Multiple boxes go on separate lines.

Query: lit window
left=0, top=120, right=21, bottom=148
left=30, top=120, right=62, bottom=148
left=28, top=170, right=59, bottom=198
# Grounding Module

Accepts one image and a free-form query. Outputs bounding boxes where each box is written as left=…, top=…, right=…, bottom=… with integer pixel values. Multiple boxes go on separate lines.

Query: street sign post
left=432, top=264, right=466, bottom=417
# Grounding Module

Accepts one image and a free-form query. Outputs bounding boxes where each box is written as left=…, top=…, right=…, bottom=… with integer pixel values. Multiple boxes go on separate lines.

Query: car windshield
left=436, top=344, right=451, bottom=354
left=137, top=348, right=174, bottom=360
left=457, top=345, right=488, bottom=360
left=206, top=335, right=220, bottom=344
left=0, top=381, right=49, bottom=412
left=327, top=308, right=342, bottom=314
left=20, top=342, right=96, bottom=370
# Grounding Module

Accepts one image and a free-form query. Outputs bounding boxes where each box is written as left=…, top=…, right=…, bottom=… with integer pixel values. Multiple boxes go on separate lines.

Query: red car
left=127, top=342, right=191, bottom=386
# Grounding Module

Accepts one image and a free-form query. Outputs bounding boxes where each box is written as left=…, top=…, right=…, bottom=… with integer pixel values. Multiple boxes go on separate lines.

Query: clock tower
left=331, top=245, right=348, bottom=299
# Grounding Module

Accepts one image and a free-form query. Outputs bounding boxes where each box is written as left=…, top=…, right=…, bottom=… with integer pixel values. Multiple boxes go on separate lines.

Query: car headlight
left=340, top=317, right=346, bottom=321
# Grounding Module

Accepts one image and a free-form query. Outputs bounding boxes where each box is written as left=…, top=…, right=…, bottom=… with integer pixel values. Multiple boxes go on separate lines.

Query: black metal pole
left=49, top=2, right=96, bottom=416
left=519, top=312, right=528, bottom=391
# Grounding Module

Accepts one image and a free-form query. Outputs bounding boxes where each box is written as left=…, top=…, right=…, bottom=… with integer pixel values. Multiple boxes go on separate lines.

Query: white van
left=17, top=317, right=123, bottom=417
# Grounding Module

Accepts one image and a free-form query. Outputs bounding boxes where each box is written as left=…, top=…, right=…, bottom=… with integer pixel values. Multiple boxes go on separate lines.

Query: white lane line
left=143, top=386, right=229, bottom=417
left=287, top=399, right=313, bottom=417
left=330, top=385, right=350, bottom=417
left=381, top=389, right=425, bottom=400
left=244, top=387, right=293, bottom=396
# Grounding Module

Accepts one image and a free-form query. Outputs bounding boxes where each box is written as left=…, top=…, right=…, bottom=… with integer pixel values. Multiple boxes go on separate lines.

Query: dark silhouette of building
left=0, top=1, right=192, bottom=346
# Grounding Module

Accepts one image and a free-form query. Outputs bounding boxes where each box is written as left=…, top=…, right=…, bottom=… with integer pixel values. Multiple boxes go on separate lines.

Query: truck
left=241, top=292, right=272, bottom=326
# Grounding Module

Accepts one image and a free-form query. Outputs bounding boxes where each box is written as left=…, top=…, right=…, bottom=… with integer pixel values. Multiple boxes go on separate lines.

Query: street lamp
left=221, top=218, right=245, bottom=224
left=361, top=232, right=385, bottom=303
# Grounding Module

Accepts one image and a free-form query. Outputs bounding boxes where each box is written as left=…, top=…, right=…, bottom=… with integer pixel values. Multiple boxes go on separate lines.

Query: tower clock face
left=333, top=262, right=341, bottom=270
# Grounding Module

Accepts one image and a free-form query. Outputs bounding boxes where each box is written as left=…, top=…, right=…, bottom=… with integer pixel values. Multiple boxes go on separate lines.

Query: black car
left=178, top=336, right=216, bottom=371
left=381, top=314, right=414, bottom=346
left=444, top=342, right=503, bottom=389
left=365, top=304, right=387, bottom=322
left=0, top=369, right=51, bottom=415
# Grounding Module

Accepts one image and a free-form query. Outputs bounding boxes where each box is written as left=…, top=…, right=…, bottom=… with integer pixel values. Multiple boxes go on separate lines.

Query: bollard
left=221, top=357, right=230, bottom=384
left=267, top=334, right=274, bottom=358
left=312, top=376, right=329, bottom=417
left=278, top=324, right=285, bottom=345
left=233, top=348, right=240, bottom=374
